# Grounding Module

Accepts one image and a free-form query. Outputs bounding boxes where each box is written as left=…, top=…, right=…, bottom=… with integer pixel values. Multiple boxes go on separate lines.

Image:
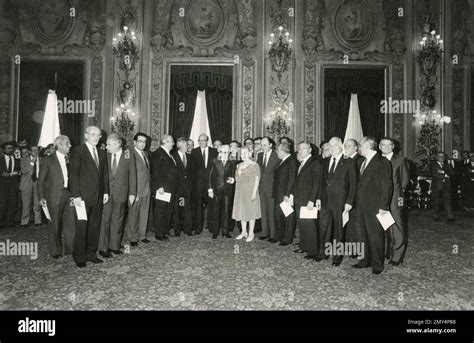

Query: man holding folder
left=151, top=135, right=179, bottom=241
left=290, top=141, right=321, bottom=260
left=316, top=137, right=357, bottom=266
left=352, top=136, right=393, bottom=274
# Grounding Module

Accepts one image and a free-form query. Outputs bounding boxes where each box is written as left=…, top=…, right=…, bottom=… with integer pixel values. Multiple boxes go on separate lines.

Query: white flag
left=343, top=93, right=364, bottom=145
left=38, top=90, right=61, bottom=147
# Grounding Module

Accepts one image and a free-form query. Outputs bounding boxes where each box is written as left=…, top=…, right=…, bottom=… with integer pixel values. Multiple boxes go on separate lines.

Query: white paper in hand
left=279, top=201, right=294, bottom=217
left=342, top=211, right=349, bottom=227
left=75, top=200, right=88, bottom=221
left=41, top=204, right=51, bottom=221
left=376, top=212, right=395, bottom=231
left=155, top=190, right=171, bottom=202
left=299, top=206, right=318, bottom=219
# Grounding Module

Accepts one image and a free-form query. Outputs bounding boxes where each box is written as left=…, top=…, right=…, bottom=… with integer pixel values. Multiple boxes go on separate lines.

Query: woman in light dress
left=232, top=148, right=261, bottom=242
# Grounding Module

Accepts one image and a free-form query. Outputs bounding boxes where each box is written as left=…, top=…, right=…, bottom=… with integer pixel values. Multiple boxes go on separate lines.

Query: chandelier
left=268, top=26, right=293, bottom=80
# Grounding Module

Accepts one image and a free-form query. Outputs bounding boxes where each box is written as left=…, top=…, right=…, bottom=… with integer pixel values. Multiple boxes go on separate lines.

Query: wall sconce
left=112, top=25, right=139, bottom=71
left=268, top=26, right=293, bottom=80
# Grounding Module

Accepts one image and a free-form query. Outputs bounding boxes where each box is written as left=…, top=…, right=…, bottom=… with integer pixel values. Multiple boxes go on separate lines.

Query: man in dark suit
left=0, top=141, right=21, bottom=229
left=352, top=136, right=393, bottom=275
left=380, top=137, right=410, bottom=266
left=191, top=134, right=218, bottom=234
left=257, top=137, right=280, bottom=242
left=38, top=135, right=75, bottom=258
left=151, top=134, right=179, bottom=241
left=208, top=144, right=235, bottom=239
left=19, top=146, right=42, bottom=227
left=291, top=141, right=321, bottom=260
left=125, top=132, right=151, bottom=246
left=430, top=152, right=455, bottom=222
left=316, top=137, right=357, bottom=266
left=344, top=139, right=365, bottom=169
left=98, top=134, right=137, bottom=258
left=69, top=126, right=110, bottom=268
left=172, top=137, right=194, bottom=237
left=273, top=142, right=297, bottom=246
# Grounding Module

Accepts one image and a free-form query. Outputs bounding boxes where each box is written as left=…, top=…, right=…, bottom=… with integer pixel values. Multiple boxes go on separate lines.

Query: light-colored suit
left=20, top=156, right=41, bottom=225
left=125, top=147, right=151, bottom=242
left=99, top=149, right=137, bottom=251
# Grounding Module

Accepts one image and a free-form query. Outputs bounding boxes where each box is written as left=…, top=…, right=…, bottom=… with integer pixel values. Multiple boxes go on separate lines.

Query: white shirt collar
left=350, top=152, right=358, bottom=159
left=384, top=152, right=394, bottom=161
left=85, top=141, right=96, bottom=151
left=111, top=149, right=122, bottom=160
left=365, top=150, right=377, bottom=164
left=331, top=152, right=343, bottom=161
left=281, top=154, right=290, bottom=163
left=301, top=154, right=311, bottom=165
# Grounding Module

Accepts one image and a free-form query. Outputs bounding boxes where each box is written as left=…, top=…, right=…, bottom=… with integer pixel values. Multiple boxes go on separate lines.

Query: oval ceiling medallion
left=31, top=0, right=75, bottom=44
left=184, top=0, right=225, bottom=46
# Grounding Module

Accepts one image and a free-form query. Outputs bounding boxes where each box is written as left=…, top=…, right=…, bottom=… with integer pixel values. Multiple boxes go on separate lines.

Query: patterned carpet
left=0, top=210, right=473, bottom=310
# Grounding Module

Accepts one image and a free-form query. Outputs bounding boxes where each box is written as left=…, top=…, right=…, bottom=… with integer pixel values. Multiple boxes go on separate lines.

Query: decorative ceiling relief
left=30, top=0, right=76, bottom=44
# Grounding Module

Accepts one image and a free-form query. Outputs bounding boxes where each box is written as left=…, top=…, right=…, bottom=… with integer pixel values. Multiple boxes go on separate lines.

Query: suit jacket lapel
left=298, top=156, right=313, bottom=177
left=52, top=153, right=65, bottom=186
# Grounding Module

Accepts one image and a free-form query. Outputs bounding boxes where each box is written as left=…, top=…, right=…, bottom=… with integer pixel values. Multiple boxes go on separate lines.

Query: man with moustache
left=290, top=141, right=321, bottom=260
left=172, top=137, right=194, bottom=237
left=316, top=137, right=357, bottom=266
left=98, top=134, right=137, bottom=258
left=379, top=137, right=410, bottom=266
left=352, top=136, right=392, bottom=274
left=38, top=135, right=75, bottom=258
left=151, top=135, right=179, bottom=241
left=191, top=134, right=218, bottom=234
left=208, top=144, right=235, bottom=239
left=273, top=142, right=297, bottom=246
left=257, top=137, right=280, bottom=242
left=69, top=126, right=109, bottom=267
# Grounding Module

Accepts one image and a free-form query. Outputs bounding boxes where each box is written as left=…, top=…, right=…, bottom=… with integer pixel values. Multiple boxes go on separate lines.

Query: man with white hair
left=344, top=138, right=364, bottom=170
left=151, top=134, right=179, bottom=240
left=316, top=137, right=357, bottom=266
left=38, top=135, right=75, bottom=258
left=69, top=126, right=110, bottom=267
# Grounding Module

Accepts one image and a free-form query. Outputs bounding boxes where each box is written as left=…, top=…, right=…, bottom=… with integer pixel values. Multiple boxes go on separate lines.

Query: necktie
left=360, top=160, right=367, bottom=175
left=7, top=156, right=12, bottom=173
left=32, top=159, right=37, bottom=181
left=263, top=153, right=267, bottom=170
left=298, top=161, right=304, bottom=175
left=92, top=147, right=99, bottom=169
left=329, top=157, right=336, bottom=174
left=112, top=154, right=117, bottom=176
left=142, top=151, right=149, bottom=169
left=182, top=153, right=187, bottom=168
left=202, top=149, right=206, bottom=168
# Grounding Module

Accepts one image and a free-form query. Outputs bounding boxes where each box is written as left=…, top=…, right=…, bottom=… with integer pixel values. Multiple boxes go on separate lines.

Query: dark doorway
left=18, top=60, right=85, bottom=147
left=324, top=67, right=386, bottom=141
left=168, top=65, right=233, bottom=143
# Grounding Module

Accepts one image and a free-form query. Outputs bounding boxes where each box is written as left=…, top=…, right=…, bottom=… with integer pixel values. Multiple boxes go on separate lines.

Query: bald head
left=84, top=126, right=101, bottom=146
left=328, top=137, right=343, bottom=157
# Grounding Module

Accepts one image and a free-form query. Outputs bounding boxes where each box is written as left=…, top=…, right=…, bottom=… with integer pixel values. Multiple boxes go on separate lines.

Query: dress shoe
left=332, top=261, right=342, bottom=267
left=372, top=269, right=383, bottom=275
left=304, top=254, right=317, bottom=259
left=88, top=258, right=103, bottom=264
left=130, top=241, right=138, bottom=247
left=194, top=231, right=202, bottom=235
left=52, top=255, right=60, bottom=259
left=312, top=256, right=323, bottom=262
left=174, top=232, right=181, bottom=237
left=155, top=235, right=169, bottom=241
left=389, top=261, right=400, bottom=266
left=212, top=234, right=218, bottom=239
left=111, top=250, right=123, bottom=255
left=99, top=250, right=112, bottom=258
left=352, top=263, right=366, bottom=269
left=293, top=249, right=305, bottom=253
left=186, top=232, right=194, bottom=236
left=20, top=225, right=28, bottom=228
left=259, top=236, right=268, bottom=241
left=76, top=262, right=86, bottom=268
left=279, top=242, right=289, bottom=246
left=223, top=233, right=231, bottom=238
left=245, top=234, right=255, bottom=242
left=141, top=239, right=151, bottom=243
left=236, top=232, right=248, bottom=240
left=268, top=238, right=278, bottom=243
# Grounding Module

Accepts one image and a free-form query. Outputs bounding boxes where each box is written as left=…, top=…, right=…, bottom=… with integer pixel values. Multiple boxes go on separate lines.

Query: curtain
left=324, top=68, right=385, bottom=141
left=189, top=91, right=212, bottom=146
left=169, top=68, right=233, bottom=141
left=344, top=93, right=364, bottom=144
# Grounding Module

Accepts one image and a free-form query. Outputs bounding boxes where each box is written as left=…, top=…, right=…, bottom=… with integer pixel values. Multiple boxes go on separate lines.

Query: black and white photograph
left=0, top=0, right=473, bottom=338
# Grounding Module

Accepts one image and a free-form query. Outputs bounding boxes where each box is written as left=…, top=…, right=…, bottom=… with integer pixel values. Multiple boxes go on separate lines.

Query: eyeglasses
left=137, top=140, right=147, bottom=143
